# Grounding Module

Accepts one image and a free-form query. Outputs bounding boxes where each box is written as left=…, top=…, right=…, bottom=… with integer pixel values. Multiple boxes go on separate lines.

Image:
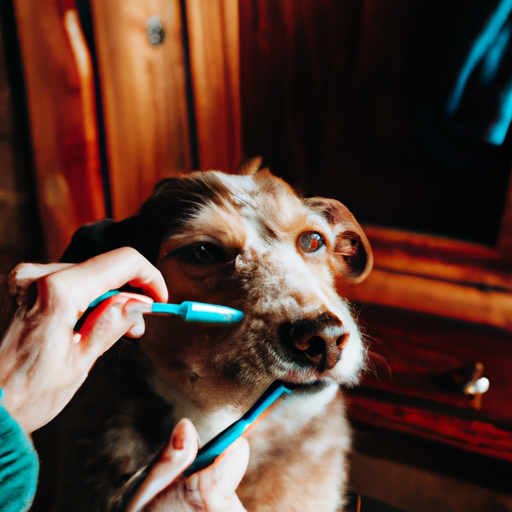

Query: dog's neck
left=140, top=316, right=273, bottom=445
left=147, top=371, right=244, bottom=445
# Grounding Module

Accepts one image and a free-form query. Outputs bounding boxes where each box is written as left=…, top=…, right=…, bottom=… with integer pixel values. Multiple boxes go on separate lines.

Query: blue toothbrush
left=182, top=382, right=292, bottom=477
left=75, top=290, right=244, bottom=330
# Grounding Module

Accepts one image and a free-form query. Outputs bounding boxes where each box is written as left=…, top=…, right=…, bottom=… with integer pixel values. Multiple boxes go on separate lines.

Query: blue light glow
left=446, top=0, right=512, bottom=116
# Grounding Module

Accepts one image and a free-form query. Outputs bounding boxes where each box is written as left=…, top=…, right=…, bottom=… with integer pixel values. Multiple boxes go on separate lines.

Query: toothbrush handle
left=74, top=290, right=121, bottom=331
left=183, top=383, right=291, bottom=477
left=182, top=421, right=248, bottom=477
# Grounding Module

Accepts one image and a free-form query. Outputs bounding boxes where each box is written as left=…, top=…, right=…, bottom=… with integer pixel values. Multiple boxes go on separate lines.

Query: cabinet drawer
left=345, top=304, right=512, bottom=462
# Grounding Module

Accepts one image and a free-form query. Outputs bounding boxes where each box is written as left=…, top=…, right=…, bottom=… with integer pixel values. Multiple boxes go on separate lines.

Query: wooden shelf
left=341, top=226, right=512, bottom=332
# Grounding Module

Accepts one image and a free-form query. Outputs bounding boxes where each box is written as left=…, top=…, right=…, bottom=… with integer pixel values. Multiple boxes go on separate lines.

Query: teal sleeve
left=0, top=389, right=39, bottom=512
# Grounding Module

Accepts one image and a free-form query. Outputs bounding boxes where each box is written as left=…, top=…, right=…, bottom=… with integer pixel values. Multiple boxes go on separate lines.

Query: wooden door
left=13, top=0, right=242, bottom=258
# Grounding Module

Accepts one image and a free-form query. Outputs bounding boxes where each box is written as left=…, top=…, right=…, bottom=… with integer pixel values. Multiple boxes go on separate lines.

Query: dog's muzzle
left=278, top=312, right=349, bottom=372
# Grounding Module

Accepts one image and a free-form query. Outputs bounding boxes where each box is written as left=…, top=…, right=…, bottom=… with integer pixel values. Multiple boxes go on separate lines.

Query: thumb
left=126, top=419, right=199, bottom=512
left=186, top=436, right=250, bottom=510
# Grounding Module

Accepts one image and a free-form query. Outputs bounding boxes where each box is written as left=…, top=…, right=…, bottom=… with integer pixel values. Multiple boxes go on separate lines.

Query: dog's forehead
left=197, top=172, right=326, bottom=240
left=157, top=170, right=332, bottom=257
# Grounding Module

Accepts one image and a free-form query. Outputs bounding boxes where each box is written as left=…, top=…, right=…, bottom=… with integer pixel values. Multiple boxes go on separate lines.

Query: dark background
left=240, top=0, right=512, bottom=246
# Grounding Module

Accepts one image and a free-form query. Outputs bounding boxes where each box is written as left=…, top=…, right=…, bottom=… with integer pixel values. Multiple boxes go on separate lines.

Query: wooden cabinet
left=345, top=304, right=512, bottom=463
left=8, top=0, right=241, bottom=260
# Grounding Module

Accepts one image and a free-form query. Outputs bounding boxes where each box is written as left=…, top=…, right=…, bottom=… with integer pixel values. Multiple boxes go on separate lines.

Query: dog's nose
left=281, top=313, right=349, bottom=371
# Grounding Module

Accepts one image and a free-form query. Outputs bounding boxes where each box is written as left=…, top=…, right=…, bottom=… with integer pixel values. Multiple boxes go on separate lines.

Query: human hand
left=0, top=247, right=167, bottom=433
left=127, top=419, right=249, bottom=512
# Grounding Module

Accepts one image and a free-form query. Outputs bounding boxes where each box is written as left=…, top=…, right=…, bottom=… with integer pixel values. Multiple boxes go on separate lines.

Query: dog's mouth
left=278, top=379, right=331, bottom=394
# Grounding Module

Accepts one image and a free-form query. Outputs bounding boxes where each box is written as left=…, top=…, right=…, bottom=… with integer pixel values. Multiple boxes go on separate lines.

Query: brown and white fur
left=31, top=161, right=372, bottom=512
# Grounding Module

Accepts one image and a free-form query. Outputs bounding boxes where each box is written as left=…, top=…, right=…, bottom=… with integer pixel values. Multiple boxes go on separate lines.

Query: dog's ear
left=60, top=217, right=162, bottom=264
left=305, top=197, right=373, bottom=284
left=237, top=156, right=265, bottom=176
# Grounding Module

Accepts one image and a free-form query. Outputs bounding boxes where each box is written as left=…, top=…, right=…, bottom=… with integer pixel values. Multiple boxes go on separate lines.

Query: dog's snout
left=281, top=313, right=349, bottom=371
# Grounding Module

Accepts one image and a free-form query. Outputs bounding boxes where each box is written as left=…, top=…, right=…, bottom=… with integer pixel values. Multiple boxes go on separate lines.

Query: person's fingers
left=7, top=262, right=72, bottom=307
left=77, top=294, right=153, bottom=357
left=134, top=436, right=250, bottom=512
left=126, top=419, right=199, bottom=512
left=186, top=436, right=250, bottom=508
left=36, top=247, right=167, bottom=321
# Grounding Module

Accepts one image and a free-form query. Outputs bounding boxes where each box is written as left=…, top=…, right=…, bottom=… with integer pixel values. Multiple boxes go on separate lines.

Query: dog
left=30, top=159, right=372, bottom=511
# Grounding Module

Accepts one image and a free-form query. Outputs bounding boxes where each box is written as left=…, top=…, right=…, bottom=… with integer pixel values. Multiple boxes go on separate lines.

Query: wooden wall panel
left=13, top=0, right=105, bottom=260
left=89, top=0, right=191, bottom=220
left=239, top=0, right=511, bottom=246
left=239, top=0, right=364, bottom=190
left=0, top=15, right=42, bottom=271
left=186, top=0, right=242, bottom=172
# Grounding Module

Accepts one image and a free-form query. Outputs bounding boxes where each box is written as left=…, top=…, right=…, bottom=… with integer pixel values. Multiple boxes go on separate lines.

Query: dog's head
left=63, top=164, right=372, bottom=398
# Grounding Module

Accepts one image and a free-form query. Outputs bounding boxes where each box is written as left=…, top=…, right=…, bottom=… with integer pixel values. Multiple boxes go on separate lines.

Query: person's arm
left=0, top=391, right=39, bottom=512
left=0, top=247, right=168, bottom=434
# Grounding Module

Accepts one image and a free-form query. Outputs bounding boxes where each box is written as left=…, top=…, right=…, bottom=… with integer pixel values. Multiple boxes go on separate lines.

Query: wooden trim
left=185, top=0, right=242, bottom=172
left=89, top=0, right=192, bottom=220
left=346, top=395, right=512, bottom=463
left=343, top=268, right=512, bottom=331
left=63, top=10, right=99, bottom=193
left=342, top=225, right=512, bottom=331
left=13, top=0, right=105, bottom=260
left=362, top=225, right=512, bottom=290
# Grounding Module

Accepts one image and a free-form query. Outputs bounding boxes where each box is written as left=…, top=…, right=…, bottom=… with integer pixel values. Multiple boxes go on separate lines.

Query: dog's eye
left=181, top=243, right=226, bottom=264
left=298, top=232, right=325, bottom=253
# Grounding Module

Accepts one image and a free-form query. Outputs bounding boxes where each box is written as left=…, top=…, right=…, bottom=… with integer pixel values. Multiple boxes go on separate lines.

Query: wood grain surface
left=89, top=0, right=191, bottom=220
left=185, top=0, right=242, bottom=172
left=13, top=0, right=105, bottom=260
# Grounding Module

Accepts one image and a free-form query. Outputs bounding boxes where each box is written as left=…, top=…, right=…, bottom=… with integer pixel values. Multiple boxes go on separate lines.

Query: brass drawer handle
left=463, top=376, right=490, bottom=396
left=451, top=362, right=489, bottom=409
